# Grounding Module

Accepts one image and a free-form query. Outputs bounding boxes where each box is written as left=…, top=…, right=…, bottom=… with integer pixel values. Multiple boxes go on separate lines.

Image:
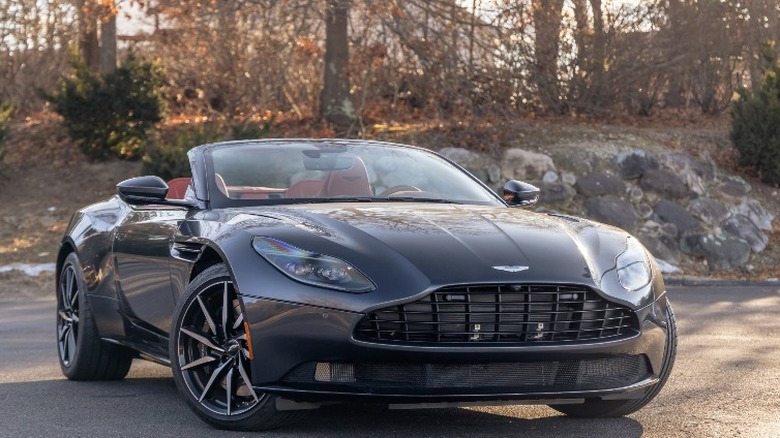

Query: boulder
left=718, top=176, right=751, bottom=198
left=537, top=182, right=576, bottom=204
left=561, top=172, right=577, bottom=186
left=659, top=152, right=715, bottom=180
left=501, top=149, right=556, bottom=181
left=574, top=173, right=626, bottom=197
left=640, top=169, right=689, bottom=199
left=680, top=234, right=751, bottom=271
left=688, top=198, right=729, bottom=225
left=640, top=234, right=681, bottom=264
left=629, top=186, right=644, bottom=204
left=439, top=147, right=490, bottom=183
left=659, top=152, right=713, bottom=195
left=614, top=149, right=659, bottom=179
left=543, top=170, right=559, bottom=183
left=654, top=200, right=700, bottom=233
left=736, top=198, right=774, bottom=231
left=583, top=195, right=638, bottom=230
left=637, top=203, right=653, bottom=218
left=720, top=214, right=769, bottom=253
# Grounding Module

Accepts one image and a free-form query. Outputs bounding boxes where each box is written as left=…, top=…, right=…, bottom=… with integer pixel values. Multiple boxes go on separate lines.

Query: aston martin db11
left=56, top=139, right=676, bottom=430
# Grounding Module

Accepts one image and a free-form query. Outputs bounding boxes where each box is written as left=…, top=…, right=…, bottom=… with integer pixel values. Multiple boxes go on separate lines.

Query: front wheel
left=549, top=303, right=678, bottom=417
left=170, top=263, right=298, bottom=431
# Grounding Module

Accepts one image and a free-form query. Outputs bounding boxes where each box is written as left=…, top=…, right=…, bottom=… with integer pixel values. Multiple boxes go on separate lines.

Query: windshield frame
left=199, top=139, right=506, bottom=209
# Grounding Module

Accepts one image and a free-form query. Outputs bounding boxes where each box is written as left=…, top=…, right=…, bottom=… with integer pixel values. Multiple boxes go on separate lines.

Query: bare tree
left=319, top=0, right=354, bottom=126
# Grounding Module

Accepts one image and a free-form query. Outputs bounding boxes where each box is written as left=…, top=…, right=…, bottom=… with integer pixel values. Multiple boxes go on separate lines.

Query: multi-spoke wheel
left=56, top=252, right=132, bottom=380
left=170, top=263, right=298, bottom=431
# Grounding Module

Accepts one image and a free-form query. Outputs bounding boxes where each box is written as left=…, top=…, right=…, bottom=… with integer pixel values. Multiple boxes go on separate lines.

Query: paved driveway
left=1, top=285, right=779, bottom=437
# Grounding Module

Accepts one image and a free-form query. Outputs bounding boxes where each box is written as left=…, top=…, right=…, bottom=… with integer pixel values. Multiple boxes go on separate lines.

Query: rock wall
left=438, top=145, right=776, bottom=273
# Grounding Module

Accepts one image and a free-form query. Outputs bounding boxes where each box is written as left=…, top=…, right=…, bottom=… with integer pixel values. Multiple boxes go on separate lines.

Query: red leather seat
left=167, top=178, right=191, bottom=200
left=286, top=180, right=325, bottom=198
left=321, top=157, right=372, bottom=197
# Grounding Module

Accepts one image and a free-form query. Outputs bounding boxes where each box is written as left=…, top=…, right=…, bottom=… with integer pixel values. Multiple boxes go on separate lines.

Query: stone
left=641, top=234, right=681, bottom=264
left=487, top=164, right=502, bottom=183
left=637, top=203, right=653, bottom=218
left=537, top=182, right=576, bottom=204
left=438, top=147, right=480, bottom=164
left=720, top=214, right=769, bottom=253
left=561, top=172, right=577, bottom=186
left=718, top=176, right=751, bottom=198
left=574, top=173, right=626, bottom=197
left=640, top=169, right=689, bottom=199
left=629, top=186, right=644, bottom=203
left=659, top=152, right=713, bottom=195
left=583, top=195, right=638, bottom=230
left=680, top=234, right=751, bottom=271
left=543, top=170, right=559, bottom=183
left=654, top=200, right=700, bottom=234
left=661, top=223, right=679, bottom=238
left=438, top=147, right=489, bottom=183
left=688, top=198, right=729, bottom=225
left=614, top=149, right=659, bottom=179
left=501, top=148, right=556, bottom=181
left=736, top=198, right=774, bottom=231
left=659, top=152, right=715, bottom=180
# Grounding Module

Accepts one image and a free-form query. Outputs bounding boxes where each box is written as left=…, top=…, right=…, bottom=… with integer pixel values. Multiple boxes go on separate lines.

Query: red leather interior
left=286, top=180, right=325, bottom=198
left=321, top=157, right=373, bottom=197
left=167, top=178, right=191, bottom=200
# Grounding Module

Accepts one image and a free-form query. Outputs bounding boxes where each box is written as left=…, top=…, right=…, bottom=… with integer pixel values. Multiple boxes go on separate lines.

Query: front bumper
left=241, top=292, right=671, bottom=403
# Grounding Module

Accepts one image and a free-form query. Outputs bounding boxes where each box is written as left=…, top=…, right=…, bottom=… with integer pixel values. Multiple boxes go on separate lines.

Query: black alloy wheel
left=56, top=252, right=132, bottom=380
left=57, top=262, right=80, bottom=367
left=171, top=263, right=298, bottom=430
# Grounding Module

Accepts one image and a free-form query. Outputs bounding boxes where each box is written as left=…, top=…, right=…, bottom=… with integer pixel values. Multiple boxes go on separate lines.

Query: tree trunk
left=533, top=0, right=566, bottom=114
left=319, top=0, right=354, bottom=127
left=665, top=0, right=686, bottom=107
left=100, top=12, right=117, bottom=75
left=76, top=0, right=99, bottom=73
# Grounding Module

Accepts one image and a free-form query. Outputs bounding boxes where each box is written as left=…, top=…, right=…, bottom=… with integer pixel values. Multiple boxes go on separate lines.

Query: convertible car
left=56, top=139, right=676, bottom=430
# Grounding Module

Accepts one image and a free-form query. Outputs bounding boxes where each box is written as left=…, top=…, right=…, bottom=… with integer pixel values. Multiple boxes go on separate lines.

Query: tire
left=169, top=263, right=299, bottom=431
left=549, top=303, right=678, bottom=418
left=56, top=252, right=133, bottom=380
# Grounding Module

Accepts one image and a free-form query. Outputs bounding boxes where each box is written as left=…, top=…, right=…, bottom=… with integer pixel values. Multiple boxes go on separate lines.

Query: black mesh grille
left=355, top=284, right=638, bottom=344
left=282, top=356, right=650, bottom=393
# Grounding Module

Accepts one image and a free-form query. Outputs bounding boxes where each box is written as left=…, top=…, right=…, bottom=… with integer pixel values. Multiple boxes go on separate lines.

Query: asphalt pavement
left=1, top=285, right=779, bottom=438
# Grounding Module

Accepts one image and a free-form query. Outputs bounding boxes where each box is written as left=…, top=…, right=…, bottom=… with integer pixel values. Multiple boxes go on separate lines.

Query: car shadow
left=0, top=377, right=644, bottom=437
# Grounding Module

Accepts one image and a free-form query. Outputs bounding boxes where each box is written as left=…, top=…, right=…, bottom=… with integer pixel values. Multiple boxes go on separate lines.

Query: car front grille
left=281, top=356, right=651, bottom=393
left=355, top=284, right=638, bottom=344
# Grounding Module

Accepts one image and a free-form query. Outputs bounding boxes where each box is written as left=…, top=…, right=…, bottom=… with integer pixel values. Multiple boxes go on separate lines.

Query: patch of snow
left=656, top=259, right=681, bottom=274
left=0, top=263, right=57, bottom=276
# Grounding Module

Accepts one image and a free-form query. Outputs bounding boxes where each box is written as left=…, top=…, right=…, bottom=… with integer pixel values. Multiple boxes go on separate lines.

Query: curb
left=664, top=276, right=780, bottom=287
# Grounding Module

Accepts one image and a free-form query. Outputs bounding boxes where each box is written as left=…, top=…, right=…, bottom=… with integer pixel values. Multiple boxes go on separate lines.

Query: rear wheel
left=170, top=263, right=298, bottom=431
left=549, top=303, right=678, bottom=417
left=56, top=252, right=132, bottom=380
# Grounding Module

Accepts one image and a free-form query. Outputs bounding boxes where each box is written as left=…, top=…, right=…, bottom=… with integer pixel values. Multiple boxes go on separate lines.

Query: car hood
left=229, top=203, right=619, bottom=290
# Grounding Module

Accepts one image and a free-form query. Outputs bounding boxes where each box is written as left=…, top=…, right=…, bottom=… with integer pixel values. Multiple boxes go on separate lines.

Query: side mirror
left=117, top=176, right=169, bottom=204
left=503, top=180, right=540, bottom=207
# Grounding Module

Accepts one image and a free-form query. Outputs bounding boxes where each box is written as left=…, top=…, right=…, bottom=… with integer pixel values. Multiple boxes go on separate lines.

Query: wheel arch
left=190, top=245, right=227, bottom=284
left=56, top=240, right=77, bottom=286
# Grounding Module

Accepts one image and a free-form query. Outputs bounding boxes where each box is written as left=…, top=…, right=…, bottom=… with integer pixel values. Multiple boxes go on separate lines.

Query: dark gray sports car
left=56, top=139, right=676, bottom=430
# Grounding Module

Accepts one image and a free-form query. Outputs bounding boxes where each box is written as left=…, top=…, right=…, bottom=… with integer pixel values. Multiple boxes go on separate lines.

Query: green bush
left=0, top=101, right=11, bottom=167
left=47, top=54, right=166, bottom=160
left=731, top=43, right=780, bottom=186
left=142, top=121, right=270, bottom=181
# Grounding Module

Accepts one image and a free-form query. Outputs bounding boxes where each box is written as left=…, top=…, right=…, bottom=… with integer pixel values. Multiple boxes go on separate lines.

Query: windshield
left=205, top=141, right=503, bottom=208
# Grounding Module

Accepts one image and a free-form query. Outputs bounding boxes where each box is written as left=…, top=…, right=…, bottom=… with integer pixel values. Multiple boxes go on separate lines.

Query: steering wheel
left=378, top=185, right=422, bottom=197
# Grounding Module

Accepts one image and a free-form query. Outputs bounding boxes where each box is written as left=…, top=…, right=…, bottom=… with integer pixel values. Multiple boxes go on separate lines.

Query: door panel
left=114, top=207, right=187, bottom=334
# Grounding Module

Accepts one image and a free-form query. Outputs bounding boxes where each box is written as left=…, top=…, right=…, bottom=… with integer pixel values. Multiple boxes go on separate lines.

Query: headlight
left=616, top=237, right=652, bottom=291
left=252, top=236, right=375, bottom=293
